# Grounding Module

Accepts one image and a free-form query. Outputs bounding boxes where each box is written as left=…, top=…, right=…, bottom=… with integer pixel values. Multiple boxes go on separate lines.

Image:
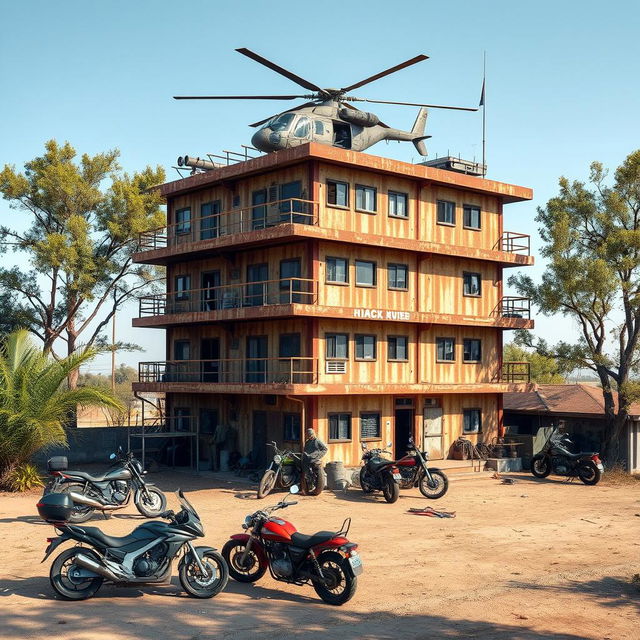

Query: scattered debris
left=501, top=478, right=516, bottom=485
left=407, top=507, right=456, bottom=518
left=491, top=472, right=501, bottom=480
left=521, top=494, right=529, bottom=498
left=581, top=518, right=598, bottom=525
left=512, top=613, right=529, bottom=620
left=631, top=573, right=640, bottom=591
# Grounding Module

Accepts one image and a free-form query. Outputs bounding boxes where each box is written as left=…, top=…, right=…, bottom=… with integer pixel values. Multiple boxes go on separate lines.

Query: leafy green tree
left=504, top=342, right=567, bottom=384
left=0, top=140, right=165, bottom=386
left=510, top=151, right=640, bottom=463
left=0, top=329, right=122, bottom=488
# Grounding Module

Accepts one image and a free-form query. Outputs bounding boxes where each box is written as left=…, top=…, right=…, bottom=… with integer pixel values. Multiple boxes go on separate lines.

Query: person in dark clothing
left=303, top=428, right=327, bottom=493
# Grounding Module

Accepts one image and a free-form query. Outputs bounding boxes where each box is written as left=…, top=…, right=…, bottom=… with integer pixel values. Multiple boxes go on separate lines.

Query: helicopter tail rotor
left=411, top=108, right=430, bottom=156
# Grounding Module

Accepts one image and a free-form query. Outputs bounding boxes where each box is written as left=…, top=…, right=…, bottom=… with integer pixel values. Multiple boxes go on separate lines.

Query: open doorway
left=394, top=408, right=414, bottom=459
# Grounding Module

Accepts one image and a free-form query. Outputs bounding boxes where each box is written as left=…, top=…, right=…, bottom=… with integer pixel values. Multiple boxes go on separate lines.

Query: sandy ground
left=1, top=470, right=639, bottom=640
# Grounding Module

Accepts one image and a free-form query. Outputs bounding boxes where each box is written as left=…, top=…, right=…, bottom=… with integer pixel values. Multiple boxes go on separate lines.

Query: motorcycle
left=395, top=437, right=449, bottom=499
left=222, top=486, right=362, bottom=606
left=44, top=448, right=167, bottom=522
left=257, top=441, right=326, bottom=499
left=37, top=489, right=229, bottom=600
left=359, top=442, right=401, bottom=503
left=530, top=427, right=604, bottom=485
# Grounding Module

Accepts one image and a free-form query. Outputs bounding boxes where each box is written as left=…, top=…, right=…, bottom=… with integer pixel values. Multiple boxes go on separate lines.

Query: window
left=176, top=207, right=191, bottom=234
left=283, top=413, right=301, bottom=441
left=326, top=333, right=348, bottom=359
left=437, top=200, right=455, bottom=225
left=388, top=263, right=408, bottom=290
left=355, top=334, right=376, bottom=360
left=173, top=340, right=190, bottom=361
left=175, top=275, right=191, bottom=301
left=293, top=117, right=310, bottom=138
left=463, top=272, right=482, bottom=297
left=314, top=121, right=324, bottom=135
left=326, top=257, right=348, bottom=284
left=327, top=180, right=349, bottom=207
left=355, top=260, right=376, bottom=287
left=355, top=185, right=377, bottom=212
left=200, top=201, right=220, bottom=240
left=463, top=204, right=481, bottom=230
left=268, top=113, right=295, bottom=132
left=174, top=408, right=191, bottom=432
left=463, top=339, right=482, bottom=362
left=199, top=409, right=218, bottom=435
left=463, top=408, right=482, bottom=433
left=436, top=337, right=455, bottom=362
left=360, top=412, right=381, bottom=439
left=329, top=413, right=351, bottom=440
left=279, top=333, right=301, bottom=358
left=388, top=335, right=408, bottom=361
left=388, top=191, right=408, bottom=218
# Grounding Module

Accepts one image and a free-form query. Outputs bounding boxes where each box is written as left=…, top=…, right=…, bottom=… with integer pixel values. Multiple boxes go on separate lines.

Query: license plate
left=348, top=554, right=363, bottom=576
left=596, top=463, right=604, bottom=471
left=393, top=473, right=401, bottom=480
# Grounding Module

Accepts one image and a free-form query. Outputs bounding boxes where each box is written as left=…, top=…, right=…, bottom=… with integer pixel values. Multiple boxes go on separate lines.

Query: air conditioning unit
left=424, top=398, right=439, bottom=407
left=326, top=360, right=347, bottom=374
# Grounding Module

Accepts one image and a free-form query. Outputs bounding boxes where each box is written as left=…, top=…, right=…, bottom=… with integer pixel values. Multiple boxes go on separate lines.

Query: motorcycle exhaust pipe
left=74, top=554, right=122, bottom=582
left=67, top=491, right=121, bottom=510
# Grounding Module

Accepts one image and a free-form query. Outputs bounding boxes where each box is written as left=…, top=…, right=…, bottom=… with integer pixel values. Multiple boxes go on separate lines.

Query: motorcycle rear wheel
left=312, top=551, right=357, bottom=606
left=382, top=475, right=400, bottom=503
left=303, top=467, right=326, bottom=496
left=358, top=467, right=375, bottom=494
left=578, top=461, right=602, bottom=485
left=222, top=539, right=267, bottom=583
left=257, top=470, right=277, bottom=499
left=530, top=455, right=551, bottom=478
left=50, top=548, right=103, bottom=600
left=419, top=470, right=449, bottom=499
left=179, top=549, right=229, bottom=598
left=61, top=483, right=95, bottom=523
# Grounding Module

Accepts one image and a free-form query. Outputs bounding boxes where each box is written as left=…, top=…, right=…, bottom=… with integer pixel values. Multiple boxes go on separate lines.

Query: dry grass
left=601, top=464, right=640, bottom=486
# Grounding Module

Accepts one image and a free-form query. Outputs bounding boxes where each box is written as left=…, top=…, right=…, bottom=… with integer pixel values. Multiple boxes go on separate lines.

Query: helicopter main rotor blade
left=173, top=94, right=311, bottom=100
left=236, top=48, right=327, bottom=95
left=340, top=54, right=429, bottom=93
left=352, top=97, right=478, bottom=112
left=248, top=101, right=319, bottom=127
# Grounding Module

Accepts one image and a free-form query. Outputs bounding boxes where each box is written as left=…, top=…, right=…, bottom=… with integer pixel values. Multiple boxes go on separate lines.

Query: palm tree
left=0, top=329, right=123, bottom=486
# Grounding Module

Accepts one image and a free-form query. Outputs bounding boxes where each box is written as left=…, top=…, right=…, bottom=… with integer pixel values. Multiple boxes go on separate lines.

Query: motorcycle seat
left=63, top=470, right=110, bottom=482
left=70, top=526, right=143, bottom=548
left=291, top=531, right=337, bottom=548
left=566, top=452, right=597, bottom=459
left=367, top=458, right=392, bottom=471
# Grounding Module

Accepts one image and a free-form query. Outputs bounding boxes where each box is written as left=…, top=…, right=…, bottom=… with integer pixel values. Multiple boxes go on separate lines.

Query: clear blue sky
left=1, top=0, right=639, bottom=373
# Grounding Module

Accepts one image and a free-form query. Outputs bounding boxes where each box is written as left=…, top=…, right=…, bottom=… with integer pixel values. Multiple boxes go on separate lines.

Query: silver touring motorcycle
left=37, top=489, right=229, bottom=600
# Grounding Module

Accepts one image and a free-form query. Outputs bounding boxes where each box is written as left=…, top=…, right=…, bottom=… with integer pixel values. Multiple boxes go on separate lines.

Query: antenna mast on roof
left=480, top=52, right=486, bottom=178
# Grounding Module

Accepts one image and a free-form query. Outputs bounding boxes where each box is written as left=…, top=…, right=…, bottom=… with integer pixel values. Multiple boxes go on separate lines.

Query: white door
left=423, top=407, right=444, bottom=459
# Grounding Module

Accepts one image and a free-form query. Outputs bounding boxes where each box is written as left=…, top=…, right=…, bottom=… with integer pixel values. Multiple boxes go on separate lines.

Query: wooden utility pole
left=111, top=310, right=116, bottom=391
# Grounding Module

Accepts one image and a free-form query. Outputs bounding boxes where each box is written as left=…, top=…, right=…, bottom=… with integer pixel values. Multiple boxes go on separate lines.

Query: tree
left=0, top=140, right=165, bottom=386
left=510, top=150, right=640, bottom=463
left=0, top=329, right=122, bottom=488
left=78, top=364, right=138, bottom=426
left=504, top=341, right=567, bottom=384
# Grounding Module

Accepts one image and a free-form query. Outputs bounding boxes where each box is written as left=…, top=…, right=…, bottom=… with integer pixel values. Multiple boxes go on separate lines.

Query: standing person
left=303, top=428, right=327, bottom=495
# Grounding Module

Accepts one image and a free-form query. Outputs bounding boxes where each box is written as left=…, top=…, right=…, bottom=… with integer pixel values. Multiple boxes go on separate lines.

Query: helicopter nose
left=251, top=128, right=280, bottom=152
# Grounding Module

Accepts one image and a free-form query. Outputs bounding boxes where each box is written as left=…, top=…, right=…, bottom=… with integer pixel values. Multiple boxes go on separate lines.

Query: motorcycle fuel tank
left=103, top=467, right=132, bottom=481
left=396, top=456, right=417, bottom=467
left=261, top=518, right=297, bottom=543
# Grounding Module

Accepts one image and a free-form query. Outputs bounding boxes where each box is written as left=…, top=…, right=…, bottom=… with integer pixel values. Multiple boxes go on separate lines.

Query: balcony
left=138, top=358, right=317, bottom=385
left=137, top=198, right=318, bottom=251
left=502, top=361, right=530, bottom=383
left=497, top=231, right=530, bottom=256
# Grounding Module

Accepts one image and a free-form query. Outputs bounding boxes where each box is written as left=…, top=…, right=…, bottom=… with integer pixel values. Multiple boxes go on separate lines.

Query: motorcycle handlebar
left=160, top=510, right=175, bottom=519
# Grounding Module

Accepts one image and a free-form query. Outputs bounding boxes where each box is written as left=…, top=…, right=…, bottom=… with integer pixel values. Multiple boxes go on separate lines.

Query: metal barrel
left=324, top=461, right=346, bottom=490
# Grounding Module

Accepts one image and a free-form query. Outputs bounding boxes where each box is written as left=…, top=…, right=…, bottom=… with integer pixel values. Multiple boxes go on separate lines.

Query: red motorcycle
left=395, top=437, right=449, bottom=499
left=221, top=487, right=362, bottom=605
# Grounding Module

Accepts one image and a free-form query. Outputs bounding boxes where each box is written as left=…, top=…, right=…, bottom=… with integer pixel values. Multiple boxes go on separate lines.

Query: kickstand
left=102, top=511, right=110, bottom=520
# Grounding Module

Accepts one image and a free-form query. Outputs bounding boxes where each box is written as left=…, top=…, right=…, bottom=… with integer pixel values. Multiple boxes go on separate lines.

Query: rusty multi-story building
left=132, top=143, right=534, bottom=468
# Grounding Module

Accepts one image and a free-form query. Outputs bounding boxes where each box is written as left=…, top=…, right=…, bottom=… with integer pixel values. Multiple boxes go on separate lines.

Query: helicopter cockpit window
left=268, top=113, right=295, bottom=132
left=293, top=117, right=310, bottom=138
left=314, top=120, right=324, bottom=135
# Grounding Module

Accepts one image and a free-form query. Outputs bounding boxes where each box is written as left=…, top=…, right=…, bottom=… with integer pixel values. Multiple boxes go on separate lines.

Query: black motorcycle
left=44, top=448, right=167, bottom=522
left=38, top=489, right=228, bottom=600
left=394, top=437, right=449, bottom=499
left=359, top=442, right=401, bottom=503
left=530, top=427, right=604, bottom=485
left=257, top=442, right=325, bottom=499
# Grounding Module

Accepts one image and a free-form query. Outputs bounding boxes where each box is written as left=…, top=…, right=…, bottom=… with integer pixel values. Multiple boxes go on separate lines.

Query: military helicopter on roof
left=174, top=48, right=478, bottom=157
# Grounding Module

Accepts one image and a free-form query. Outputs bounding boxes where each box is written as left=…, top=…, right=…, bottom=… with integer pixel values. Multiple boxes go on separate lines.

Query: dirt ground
left=1, top=470, right=639, bottom=640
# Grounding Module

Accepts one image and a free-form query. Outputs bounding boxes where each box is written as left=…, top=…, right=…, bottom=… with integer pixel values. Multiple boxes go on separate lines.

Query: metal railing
left=138, top=198, right=319, bottom=251
left=502, top=361, right=530, bottom=383
left=139, top=358, right=317, bottom=385
left=138, top=278, right=317, bottom=317
left=497, top=231, right=530, bottom=256
left=499, top=296, right=531, bottom=320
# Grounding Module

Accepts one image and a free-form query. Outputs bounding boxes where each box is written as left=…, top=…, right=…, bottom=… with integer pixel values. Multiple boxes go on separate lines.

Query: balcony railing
left=138, top=198, right=319, bottom=251
left=139, top=278, right=317, bottom=317
left=497, top=231, right=530, bottom=256
left=502, top=361, right=530, bottom=383
left=499, top=296, right=531, bottom=320
left=138, top=358, right=317, bottom=385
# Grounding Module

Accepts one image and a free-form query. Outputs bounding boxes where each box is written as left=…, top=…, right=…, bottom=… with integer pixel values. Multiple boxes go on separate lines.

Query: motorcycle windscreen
left=176, top=489, right=199, bottom=518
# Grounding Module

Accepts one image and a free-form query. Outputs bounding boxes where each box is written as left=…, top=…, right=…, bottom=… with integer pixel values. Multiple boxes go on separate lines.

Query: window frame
left=355, top=334, right=377, bottom=361
left=328, top=412, right=352, bottom=442
left=355, top=184, right=377, bottom=214
left=360, top=411, right=382, bottom=441
left=279, top=333, right=301, bottom=358
left=463, top=408, right=482, bottom=434
left=325, top=333, right=349, bottom=360
left=355, top=259, right=377, bottom=288
left=463, top=338, right=482, bottom=363
left=326, top=179, right=349, bottom=209
left=173, top=407, right=191, bottom=432
left=463, top=204, right=481, bottom=230
left=387, top=263, right=409, bottom=291
left=463, top=272, right=482, bottom=298
left=173, top=340, right=191, bottom=361
left=326, top=256, right=349, bottom=285
left=175, top=207, right=192, bottom=234
left=388, top=191, right=409, bottom=219
left=436, top=199, right=456, bottom=226
left=388, top=335, right=409, bottom=362
left=436, top=337, right=455, bottom=363
left=283, top=413, right=302, bottom=442
left=174, top=275, right=191, bottom=301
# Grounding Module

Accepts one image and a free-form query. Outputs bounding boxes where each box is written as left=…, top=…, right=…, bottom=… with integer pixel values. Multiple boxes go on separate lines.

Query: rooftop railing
left=497, top=231, right=531, bottom=256
left=498, top=296, right=531, bottom=320
left=502, top=361, right=531, bottom=383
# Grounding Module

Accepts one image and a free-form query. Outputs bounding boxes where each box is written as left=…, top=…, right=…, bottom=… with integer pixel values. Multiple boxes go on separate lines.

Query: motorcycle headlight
left=242, top=515, right=253, bottom=530
left=274, top=454, right=282, bottom=464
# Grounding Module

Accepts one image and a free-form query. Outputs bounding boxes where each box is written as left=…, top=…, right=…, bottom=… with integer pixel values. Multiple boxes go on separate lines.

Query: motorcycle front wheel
left=50, top=547, right=104, bottom=600
left=222, top=539, right=267, bottom=583
left=179, top=548, right=229, bottom=598
left=382, top=474, right=399, bottom=503
left=312, top=551, right=357, bottom=606
left=257, top=470, right=277, bottom=499
left=530, top=455, right=551, bottom=478
left=61, top=483, right=95, bottom=523
left=359, top=467, right=375, bottom=494
left=419, top=470, right=449, bottom=499
left=135, top=487, right=167, bottom=517
left=578, top=461, right=602, bottom=485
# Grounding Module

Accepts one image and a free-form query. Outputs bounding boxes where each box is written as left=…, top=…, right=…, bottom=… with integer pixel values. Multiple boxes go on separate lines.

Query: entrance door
left=279, top=258, right=302, bottom=303
left=252, top=411, right=268, bottom=468
left=394, top=409, right=414, bottom=459
left=246, top=336, right=268, bottom=382
left=201, top=271, right=220, bottom=311
left=246, top=263, right=268, bottom=307
left=423, top=407, right=444, bottom=459
left=251, top=189, right=267, bottom=230
left=200, top=338, right=220, bottom=382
